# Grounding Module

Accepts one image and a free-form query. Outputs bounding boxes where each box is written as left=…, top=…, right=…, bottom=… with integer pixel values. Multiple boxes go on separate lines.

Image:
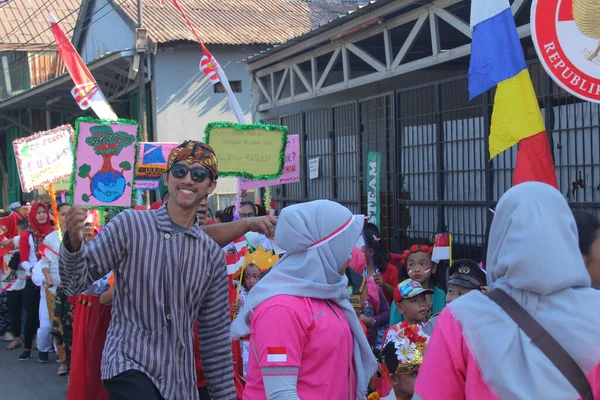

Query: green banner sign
left=366, top=151, right=381, bottom=228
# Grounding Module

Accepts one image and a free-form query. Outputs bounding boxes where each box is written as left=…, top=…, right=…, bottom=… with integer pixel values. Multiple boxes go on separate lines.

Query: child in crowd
left=383, top=279, right=432, bottom=346
left=31, top=226, right=63, bottom=363
left=349, top=246, right=390, bottom=345
left=390, top=245, right=446, bottom=325
left=361, top=223, right=399, bottom=303
left=3, top=219, right=28, bottom=282
left=423, top=259, right=487, bottom=335
left=369, top=323, right=430, bottom=400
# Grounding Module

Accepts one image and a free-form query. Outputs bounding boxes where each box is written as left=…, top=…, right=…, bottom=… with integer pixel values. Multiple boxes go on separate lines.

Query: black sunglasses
left=170, top=164, right=211, bottom=183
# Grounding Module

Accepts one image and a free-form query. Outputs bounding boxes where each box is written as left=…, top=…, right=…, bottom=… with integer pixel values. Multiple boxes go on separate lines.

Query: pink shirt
left=244, top=295, right=355, bottom=400
left=415, top=309, right=600, bottom=399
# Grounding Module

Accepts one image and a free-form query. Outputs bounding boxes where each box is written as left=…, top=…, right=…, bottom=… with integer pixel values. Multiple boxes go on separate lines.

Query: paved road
left=0, top=344, right=67, bottom=399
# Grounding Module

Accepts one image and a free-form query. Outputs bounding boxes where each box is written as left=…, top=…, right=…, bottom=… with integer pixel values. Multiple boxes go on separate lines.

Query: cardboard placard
left=239, top=134, right=300, bottom=190
left=12, top=125, right=74, bottom=193
left=71, top=118, right=139, bottom=208
left=205, top=122, right=288, bottom=180
left=134, top=142, right=178, bottom=189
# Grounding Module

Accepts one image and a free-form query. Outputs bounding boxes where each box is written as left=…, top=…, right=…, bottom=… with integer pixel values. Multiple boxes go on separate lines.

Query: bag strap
left=487, top=289, right=594, bottom=400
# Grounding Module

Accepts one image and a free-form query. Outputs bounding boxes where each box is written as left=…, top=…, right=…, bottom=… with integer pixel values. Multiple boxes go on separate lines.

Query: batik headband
left=167, top=140, right=218, bottom=180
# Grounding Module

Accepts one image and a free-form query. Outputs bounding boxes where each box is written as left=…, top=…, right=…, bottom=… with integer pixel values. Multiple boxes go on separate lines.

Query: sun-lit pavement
left=0, top=344, right=68, bottom=399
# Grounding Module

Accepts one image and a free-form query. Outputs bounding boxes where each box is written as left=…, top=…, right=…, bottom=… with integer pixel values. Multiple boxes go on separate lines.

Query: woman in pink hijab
left=349, top=247, right=390, bottom=345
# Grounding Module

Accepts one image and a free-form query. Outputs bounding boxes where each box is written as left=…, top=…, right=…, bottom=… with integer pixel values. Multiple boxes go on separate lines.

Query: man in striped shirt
left=60, top=140, right=275, bottom=400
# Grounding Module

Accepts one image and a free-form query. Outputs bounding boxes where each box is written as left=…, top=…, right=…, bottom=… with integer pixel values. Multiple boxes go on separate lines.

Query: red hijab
left=29, top=202, right=53, bottom=241
left=0, top=211, right=23, bottom=239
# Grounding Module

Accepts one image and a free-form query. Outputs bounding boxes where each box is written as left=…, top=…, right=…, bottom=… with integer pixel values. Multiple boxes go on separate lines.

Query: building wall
left=154, top=44, right=265, bottom=201
left=154, top=44, right=265, bottom=142
left=79, top=0, right=135, bottom=63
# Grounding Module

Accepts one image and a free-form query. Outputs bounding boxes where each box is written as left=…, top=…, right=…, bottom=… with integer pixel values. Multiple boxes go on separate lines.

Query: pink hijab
left=349, top=247, right=380, bottom=314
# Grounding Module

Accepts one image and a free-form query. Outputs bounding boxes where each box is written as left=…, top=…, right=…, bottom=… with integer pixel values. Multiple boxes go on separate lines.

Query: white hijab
left=231, top=200, right=378, bottom=397
left=449, top=182, right=600, bottom=399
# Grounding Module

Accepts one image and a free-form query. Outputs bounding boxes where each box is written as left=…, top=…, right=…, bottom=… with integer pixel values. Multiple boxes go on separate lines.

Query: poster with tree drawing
left=71, top=117, right=140, bottom=208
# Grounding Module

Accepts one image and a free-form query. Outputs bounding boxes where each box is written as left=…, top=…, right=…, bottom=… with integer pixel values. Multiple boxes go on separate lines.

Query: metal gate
left=267, top=61, right=600, bottom=260
left=396, top=61, right=600, bottom=260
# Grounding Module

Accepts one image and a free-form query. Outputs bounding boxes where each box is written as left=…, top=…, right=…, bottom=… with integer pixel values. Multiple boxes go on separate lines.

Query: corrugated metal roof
left=0, top=0, right=83, bottom=50
left=244, top=0, right=389, bottom=64
left=115, top=0, right=367, bottom=45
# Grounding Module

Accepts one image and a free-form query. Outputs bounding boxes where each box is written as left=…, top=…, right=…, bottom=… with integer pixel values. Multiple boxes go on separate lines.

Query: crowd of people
left=0, top=139, right=599, bottom=400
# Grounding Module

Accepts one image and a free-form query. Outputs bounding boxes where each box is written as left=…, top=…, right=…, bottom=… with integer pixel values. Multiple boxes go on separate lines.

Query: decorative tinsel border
left=204, top=121, right=288, bottom=180
left=12, top=124, right=74, bottom=193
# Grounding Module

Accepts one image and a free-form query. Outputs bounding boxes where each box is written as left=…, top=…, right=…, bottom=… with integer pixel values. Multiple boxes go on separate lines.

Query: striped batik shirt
left=59, top=205, right=236, bottom=400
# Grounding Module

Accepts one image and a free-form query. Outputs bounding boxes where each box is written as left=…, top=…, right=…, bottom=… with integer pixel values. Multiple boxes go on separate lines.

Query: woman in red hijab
left=16, top=202, right=53, bottom=361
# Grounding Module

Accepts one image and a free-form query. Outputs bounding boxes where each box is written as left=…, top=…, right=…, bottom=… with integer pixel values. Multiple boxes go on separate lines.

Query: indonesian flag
left=373, top=363, right=396, bottom=400
left=266, top=347, right=287, bottom=363
left=200, top=54, right=219, bottom=83
left=226, top=236, right=247, bottom=276
left=431, top=233, right=452, bottom=263
left=47, top=10, right=117, bottom=121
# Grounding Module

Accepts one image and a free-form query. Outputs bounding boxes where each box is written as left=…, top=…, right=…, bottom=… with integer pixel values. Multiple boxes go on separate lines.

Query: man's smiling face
left=164, top=162, right=216, bottom=211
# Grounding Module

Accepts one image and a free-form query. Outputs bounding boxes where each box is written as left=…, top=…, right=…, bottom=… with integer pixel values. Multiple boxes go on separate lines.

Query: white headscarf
left=449, top=182, right=600, bottom=399
left=231, top=200, right=378, bottom=397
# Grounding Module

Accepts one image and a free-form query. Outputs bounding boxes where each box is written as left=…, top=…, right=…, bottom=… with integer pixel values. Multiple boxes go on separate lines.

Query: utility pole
left=136, top=0, right=150, bottom=206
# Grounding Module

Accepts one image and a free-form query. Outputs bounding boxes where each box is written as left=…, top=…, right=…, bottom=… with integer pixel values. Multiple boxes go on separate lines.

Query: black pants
left=198, top=386, right=211, bottom=400
left=7, top=279, right=40, bottom=349
left=103, top=370, right=164, bottom=400
left=7, top=252, right=19, bottom=273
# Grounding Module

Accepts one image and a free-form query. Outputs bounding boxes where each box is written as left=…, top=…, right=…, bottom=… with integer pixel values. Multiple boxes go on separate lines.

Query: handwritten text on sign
left=13, top=125, right=74, bottom=193
left=240, top=134, right=299, bottom=190
left=206, top=123, right=287, bottom=179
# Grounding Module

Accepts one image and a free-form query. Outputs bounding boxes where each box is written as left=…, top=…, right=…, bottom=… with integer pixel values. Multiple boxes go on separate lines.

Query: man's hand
left=244, top=216, right=277, bottom=239
left=64, top=206, right=87, bottom=252
left=44, top=276, right=54, bottom=288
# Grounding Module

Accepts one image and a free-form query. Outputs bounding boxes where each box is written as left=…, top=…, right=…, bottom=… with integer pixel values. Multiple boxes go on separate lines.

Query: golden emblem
left=573, top=0, right=600, bottom=60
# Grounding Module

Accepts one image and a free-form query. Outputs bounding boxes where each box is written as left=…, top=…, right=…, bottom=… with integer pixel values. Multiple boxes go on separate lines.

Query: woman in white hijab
left=413, top=182, right=600, bottom=399
left=231, top=200, right=377, bottom=399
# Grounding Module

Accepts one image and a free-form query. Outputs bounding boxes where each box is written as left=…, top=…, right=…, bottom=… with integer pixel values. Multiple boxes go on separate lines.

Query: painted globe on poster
left=531, top=0, right=600, bottom=103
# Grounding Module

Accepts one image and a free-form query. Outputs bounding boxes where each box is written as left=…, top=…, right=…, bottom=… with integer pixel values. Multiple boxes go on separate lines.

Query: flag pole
left=136, top=0, right=150, bottom=207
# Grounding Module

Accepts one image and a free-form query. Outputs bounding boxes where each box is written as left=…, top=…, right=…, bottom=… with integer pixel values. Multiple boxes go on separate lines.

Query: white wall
left=154, top=44, right=265, bottom=142
left=154, top=44, right=266, bottom=196
left=79, top=0, right=135, bottom=63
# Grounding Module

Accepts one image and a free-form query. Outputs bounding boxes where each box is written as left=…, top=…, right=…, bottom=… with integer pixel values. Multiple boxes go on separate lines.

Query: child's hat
left=345, top=267, right=366, bottom=310
left=243, top=246, right=279, bottom=271
left=384, top=321, right=430, bottom=375
left=394, top=279, right=433, bottom=304
left=448, top=259, right=487, bottom=290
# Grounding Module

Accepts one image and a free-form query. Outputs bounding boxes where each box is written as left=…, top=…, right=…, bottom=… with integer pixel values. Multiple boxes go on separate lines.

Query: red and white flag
left=432, top=233, right=452, bottom=263
left=48, top=10, right=117, bottom=121
left=226, top=236, right=247, bottom=276
left=266, top=347, right=287, bottom=363
left=164, top=0, right=245, bottom=124
left=375, top=363, right=396, bottom=400
left=200, top=55, right=219, bottom=83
